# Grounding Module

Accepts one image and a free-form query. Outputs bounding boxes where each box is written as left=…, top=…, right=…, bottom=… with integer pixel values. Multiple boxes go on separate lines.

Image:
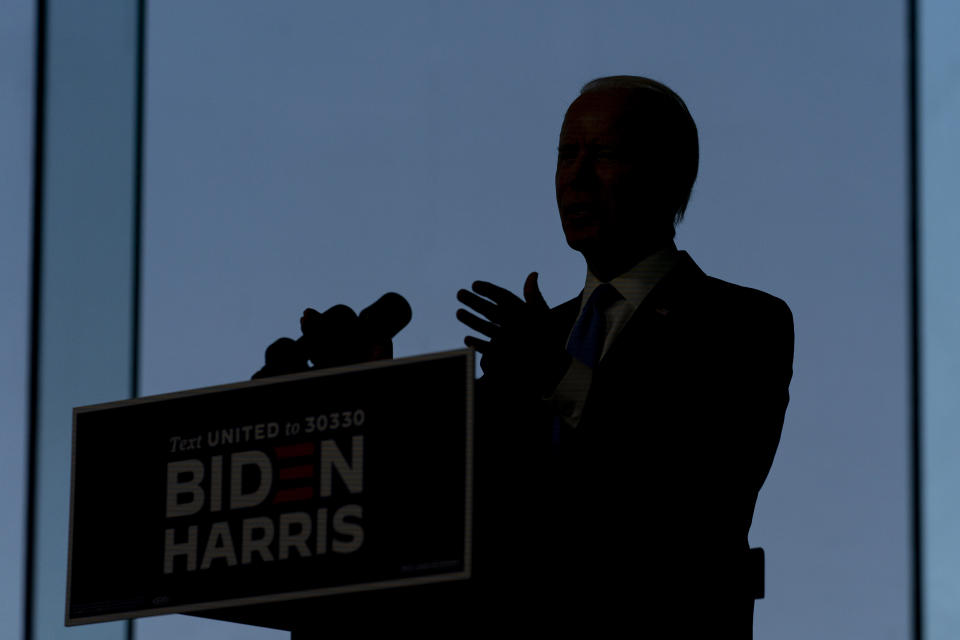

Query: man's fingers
left=471, top=280, right=523, bottom=309
left=301, top=307, right=322, bottom=333
left=523, top=272, right=548, bottom=310
left=456, top=308, right=499, bottom=338
left=456, top=288, right=502, bottom=323
left=464, top=335, right=488, bottom=352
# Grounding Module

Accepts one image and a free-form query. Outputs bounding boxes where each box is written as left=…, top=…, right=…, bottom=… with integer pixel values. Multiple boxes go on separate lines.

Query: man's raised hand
left=456, top=272, right=570, bottom=395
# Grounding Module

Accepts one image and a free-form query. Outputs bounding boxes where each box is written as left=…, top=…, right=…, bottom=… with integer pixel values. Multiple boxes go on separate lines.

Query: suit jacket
left=474, top=251, right=794, bottom=636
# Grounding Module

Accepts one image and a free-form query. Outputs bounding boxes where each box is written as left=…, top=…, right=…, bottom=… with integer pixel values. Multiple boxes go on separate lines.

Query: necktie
left=566, top=283, right=622, bottom=368
left=551, top=283, right=621, bottom=446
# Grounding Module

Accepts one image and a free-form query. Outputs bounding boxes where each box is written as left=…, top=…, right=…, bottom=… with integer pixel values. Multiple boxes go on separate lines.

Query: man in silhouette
left=456, top=76, right=794, bottom=636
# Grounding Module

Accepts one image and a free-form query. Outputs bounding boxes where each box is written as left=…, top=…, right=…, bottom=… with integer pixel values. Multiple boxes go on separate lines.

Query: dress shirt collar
left=578, top=242, right=681, bottom=316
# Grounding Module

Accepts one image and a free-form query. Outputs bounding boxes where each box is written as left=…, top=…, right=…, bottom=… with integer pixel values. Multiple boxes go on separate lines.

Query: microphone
left=254, top=293, right=412, bottom=378
left=301, top=293, right=411, bottom=367
left=358, top=292, right=413, bottom=340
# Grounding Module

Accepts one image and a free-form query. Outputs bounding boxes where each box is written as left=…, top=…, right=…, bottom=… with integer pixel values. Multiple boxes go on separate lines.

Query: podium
left=67, top=350, right=476, bottom=635
left=68, top=347, right=768, bottom=636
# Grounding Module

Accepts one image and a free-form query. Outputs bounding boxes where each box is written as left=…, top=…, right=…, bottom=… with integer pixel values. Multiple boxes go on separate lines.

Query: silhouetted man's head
left=555, top=76, right=698, bottom=267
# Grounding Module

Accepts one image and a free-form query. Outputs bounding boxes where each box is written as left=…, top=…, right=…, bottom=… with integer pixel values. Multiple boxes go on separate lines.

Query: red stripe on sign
left=279, top=465, right=314, bottom=480
left=273, top=487, right=314, bottom=503
left=275, top=443, right=315, bottom=458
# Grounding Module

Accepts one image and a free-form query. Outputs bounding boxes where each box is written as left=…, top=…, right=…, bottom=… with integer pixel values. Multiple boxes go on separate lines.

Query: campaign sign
left=66, top=349, right=473, bottom=626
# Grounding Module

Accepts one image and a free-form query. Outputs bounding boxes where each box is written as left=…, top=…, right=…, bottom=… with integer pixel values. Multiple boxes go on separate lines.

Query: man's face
left=555, top=91, right=659, bottom=255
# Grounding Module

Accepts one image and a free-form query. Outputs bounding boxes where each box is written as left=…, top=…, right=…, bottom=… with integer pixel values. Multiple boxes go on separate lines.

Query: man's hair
left=580, top=75, right=699, bottom=225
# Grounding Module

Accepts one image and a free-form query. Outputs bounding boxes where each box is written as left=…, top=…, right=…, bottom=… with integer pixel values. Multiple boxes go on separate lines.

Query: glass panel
left=920, top=1, right=960, bottom=637
left=32, top=1, right=141, bottom=638
left=0, top=1, right=36, bottom=638
left=140, top=2, right=910, bottom=638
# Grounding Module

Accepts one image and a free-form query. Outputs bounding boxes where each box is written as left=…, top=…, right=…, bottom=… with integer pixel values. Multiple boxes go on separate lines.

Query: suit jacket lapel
left=601, top=251, right=707, bottom=365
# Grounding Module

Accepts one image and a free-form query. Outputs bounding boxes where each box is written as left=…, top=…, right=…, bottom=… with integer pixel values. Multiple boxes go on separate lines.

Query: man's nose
left=570, top=151, right=596, bottom=187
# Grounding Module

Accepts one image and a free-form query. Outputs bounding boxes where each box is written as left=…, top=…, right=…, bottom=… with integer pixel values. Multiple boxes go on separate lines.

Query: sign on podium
left=67, top=349, right=474, bottom=628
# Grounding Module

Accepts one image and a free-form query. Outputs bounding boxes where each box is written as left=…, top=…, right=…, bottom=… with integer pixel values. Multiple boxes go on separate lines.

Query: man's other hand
left=456, top=272, right=570, bottom=396
left=251, top=337, right=309, bottom=379
left=299, top=304, right=366, bottom=369
left=253, top=301, right=397, bottom=380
